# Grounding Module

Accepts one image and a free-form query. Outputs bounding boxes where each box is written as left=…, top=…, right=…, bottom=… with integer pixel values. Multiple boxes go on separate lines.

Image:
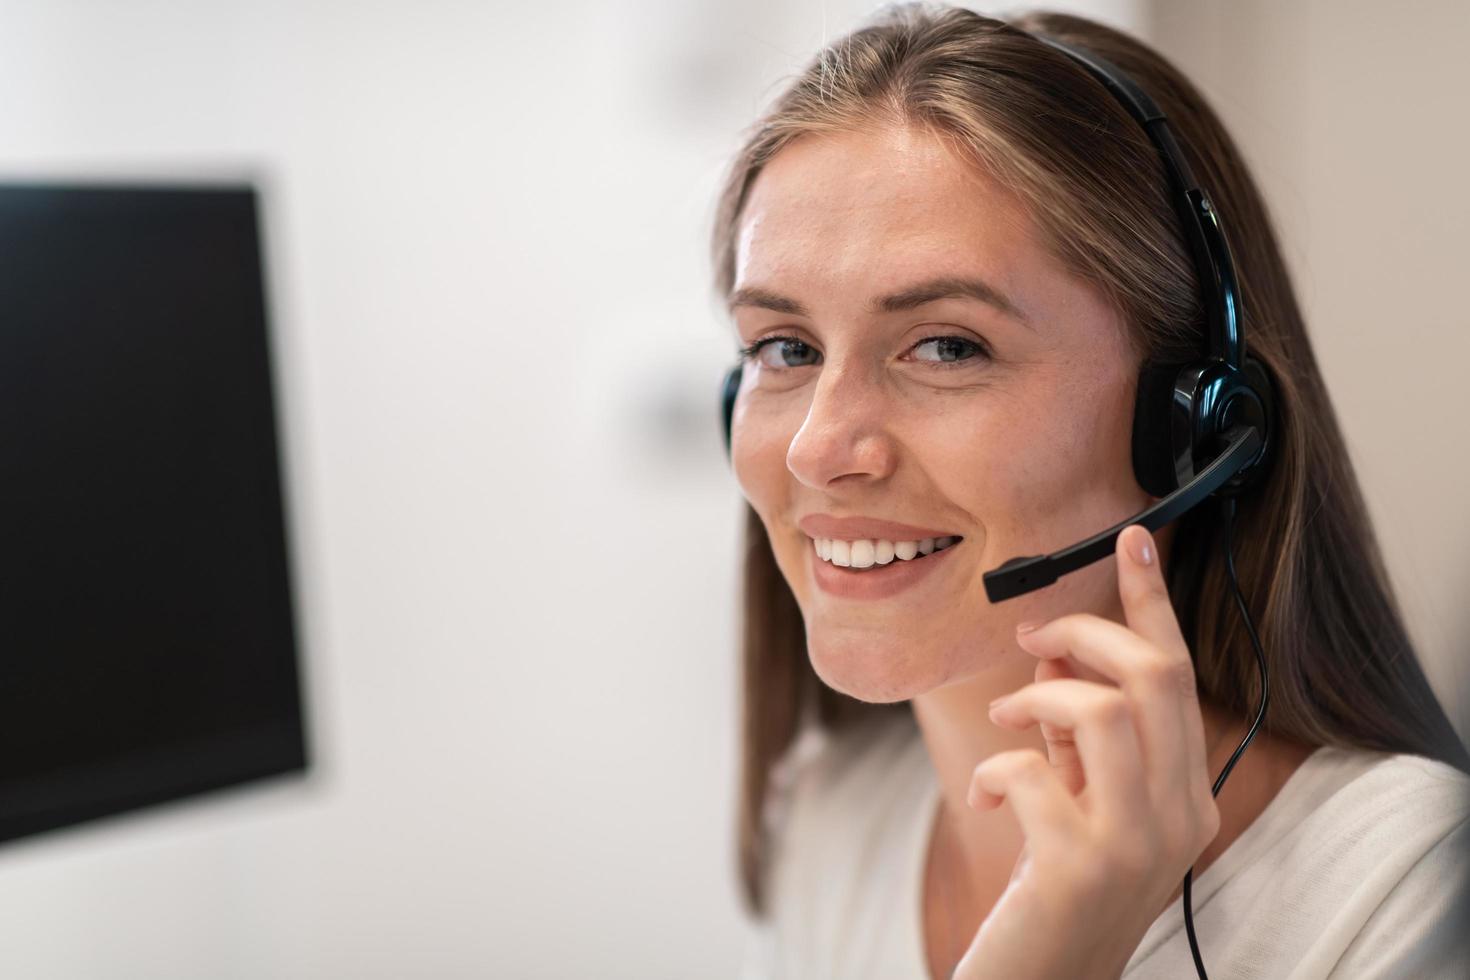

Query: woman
left=712, top=6, right=1470, bottom=979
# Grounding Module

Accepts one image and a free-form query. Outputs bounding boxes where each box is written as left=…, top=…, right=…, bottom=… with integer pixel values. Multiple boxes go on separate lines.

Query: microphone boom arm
left=983, top=425, right=1262, bottom=602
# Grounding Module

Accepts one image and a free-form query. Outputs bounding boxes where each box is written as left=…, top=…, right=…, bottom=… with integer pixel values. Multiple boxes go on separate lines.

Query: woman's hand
left=951, top=524, right=1221, bottom=980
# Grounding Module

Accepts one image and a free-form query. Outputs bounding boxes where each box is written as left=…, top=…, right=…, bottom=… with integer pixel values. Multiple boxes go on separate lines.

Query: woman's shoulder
left=1300, top=747, right=1470, bottom=976
left=1234, top=743, right=1470, bottom=886
left=1126, top=744, right=1470, bottom=977
left=1301, top=744, right=1470, bottom=835
left=1338, top=743, right=1470, bottom=790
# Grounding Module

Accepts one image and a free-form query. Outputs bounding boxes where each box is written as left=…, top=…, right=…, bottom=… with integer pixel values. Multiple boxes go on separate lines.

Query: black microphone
left=982, top=425, right=1262, bottom=602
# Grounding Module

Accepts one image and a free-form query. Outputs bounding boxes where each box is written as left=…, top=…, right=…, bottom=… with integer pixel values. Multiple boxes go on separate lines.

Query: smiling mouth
left=811, top=535, right=963, bottom=570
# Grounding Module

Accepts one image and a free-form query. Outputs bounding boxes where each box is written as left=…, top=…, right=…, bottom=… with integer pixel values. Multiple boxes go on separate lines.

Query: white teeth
left=811, top=534, right=959, bottom=567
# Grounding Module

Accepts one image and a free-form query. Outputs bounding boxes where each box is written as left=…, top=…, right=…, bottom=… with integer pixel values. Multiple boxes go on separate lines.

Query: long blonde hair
left=709, top=3, right=1470, bottom=918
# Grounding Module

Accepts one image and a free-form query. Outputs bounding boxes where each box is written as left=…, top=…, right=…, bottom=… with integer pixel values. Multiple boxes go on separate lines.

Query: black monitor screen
left=0, top=183, right=309, bottom=845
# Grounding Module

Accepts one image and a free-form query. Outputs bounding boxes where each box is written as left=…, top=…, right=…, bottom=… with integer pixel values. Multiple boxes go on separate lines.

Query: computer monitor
left=0, top=182, right=310, bottom=845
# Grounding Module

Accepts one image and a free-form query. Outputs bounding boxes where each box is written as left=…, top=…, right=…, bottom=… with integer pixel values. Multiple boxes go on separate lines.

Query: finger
left=1031, top=656, right=1085, bottom=795
left=1116, top=525, right=1189, bottom=659
left=1018, top=623, right=1114, bottom=783
left=1030, top=635, right=1112, bottom=688
left=968, top=749, right=1081, bottom=847
left=1016, top=614, right=1197, bottom=806
left=1015, top=614, right=1153, bottom=686
left=1117, top=524, right=1210, bottom=790
left=989, top=679, right=1149, bottom=828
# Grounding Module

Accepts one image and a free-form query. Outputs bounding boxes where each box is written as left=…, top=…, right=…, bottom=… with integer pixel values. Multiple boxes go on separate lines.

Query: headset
left=718, top=30, right=1275, bottom=980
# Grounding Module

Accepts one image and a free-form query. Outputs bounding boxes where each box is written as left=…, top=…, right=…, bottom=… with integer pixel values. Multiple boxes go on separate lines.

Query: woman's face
left=729, top=123, right=1158, bottom=703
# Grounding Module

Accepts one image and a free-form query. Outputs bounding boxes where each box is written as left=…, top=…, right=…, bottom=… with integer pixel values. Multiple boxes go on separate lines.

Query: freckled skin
left=729, top=123, right=1157, bottom=702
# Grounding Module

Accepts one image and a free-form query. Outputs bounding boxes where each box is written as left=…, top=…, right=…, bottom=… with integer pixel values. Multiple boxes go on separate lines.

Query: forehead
left=735, top=124, right=1049, bottom=302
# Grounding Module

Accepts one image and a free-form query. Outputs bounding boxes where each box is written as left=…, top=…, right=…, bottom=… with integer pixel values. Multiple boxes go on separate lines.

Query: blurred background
left=0, top=0, right=1465, bottom=977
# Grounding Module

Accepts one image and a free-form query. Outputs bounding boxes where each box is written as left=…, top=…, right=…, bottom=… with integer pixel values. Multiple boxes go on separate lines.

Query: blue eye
left=736, top=333, right=991, bottom=371
left=912, top=336, right=989, bottom=365
left=739, top=335, right=821, bottom=369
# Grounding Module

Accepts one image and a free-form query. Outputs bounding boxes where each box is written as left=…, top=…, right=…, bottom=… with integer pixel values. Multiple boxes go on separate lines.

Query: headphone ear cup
left=1132, top=360, right=1182, bottom=497
left=720, top=363, right=743, bottom=458
left=1217, top=353, right=1278, bottom=494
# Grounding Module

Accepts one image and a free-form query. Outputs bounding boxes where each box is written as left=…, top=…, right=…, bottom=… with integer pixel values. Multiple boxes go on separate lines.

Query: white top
left=737, top=710, right=1470, bottom=979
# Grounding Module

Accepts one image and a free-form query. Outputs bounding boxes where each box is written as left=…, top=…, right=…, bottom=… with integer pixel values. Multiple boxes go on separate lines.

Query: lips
left=815, top=534, right=960, bottom=569
left=797, top=513, right=963, bottom=542
left=808, top=533, right=961, bottom=600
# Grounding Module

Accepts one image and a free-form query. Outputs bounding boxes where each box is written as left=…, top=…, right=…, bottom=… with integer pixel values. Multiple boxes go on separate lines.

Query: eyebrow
left=727, top=275, right=1031, bottom=327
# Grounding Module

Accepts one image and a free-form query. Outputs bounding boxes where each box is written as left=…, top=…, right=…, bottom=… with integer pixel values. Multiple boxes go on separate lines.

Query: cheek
left=997, top=374, right=1141, bottom=542
left=928, top=373, right=1132, bottom=543
left=729, top=395, right=798, bottom=510
left=731, top=394, right=839, bottom=610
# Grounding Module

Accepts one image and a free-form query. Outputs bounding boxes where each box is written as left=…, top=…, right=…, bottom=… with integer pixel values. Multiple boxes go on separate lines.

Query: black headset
left=719, top=31, right=1275, bottom=980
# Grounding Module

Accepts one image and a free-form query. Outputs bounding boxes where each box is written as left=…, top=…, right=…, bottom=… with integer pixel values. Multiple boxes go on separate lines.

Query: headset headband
left=1032, top=35, right=1244, bottom=369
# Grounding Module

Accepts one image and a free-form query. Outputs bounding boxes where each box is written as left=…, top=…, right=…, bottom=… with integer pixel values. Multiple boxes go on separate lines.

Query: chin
left=804, top=627, right=949, bottom=704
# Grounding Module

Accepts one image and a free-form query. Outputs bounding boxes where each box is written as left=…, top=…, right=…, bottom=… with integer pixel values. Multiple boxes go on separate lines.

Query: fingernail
left=1015, top=620, right=1040, bottom=635
left=1127, top=527, right=1153, bottom=566
left=988, top=694, right=1010, bottom=710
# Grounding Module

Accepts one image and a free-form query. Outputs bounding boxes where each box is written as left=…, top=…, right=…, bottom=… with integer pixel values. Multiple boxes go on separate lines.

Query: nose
left=785, top=358, right=896, bottom=490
